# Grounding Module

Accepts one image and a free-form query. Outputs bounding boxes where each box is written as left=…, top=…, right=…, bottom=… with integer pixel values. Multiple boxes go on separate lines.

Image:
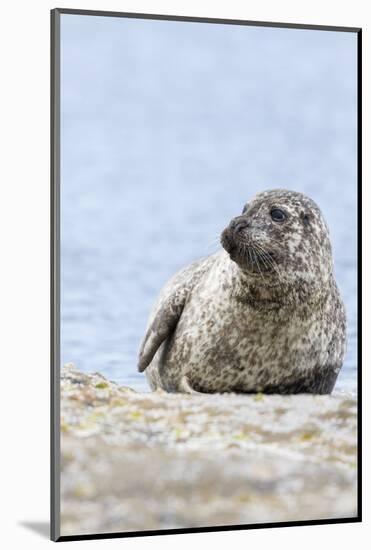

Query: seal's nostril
left=234, top=220, right=249, bottom=233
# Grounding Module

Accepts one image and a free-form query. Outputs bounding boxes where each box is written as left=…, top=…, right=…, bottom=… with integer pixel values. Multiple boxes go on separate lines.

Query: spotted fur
left=138, top=189, right=346, bottom=394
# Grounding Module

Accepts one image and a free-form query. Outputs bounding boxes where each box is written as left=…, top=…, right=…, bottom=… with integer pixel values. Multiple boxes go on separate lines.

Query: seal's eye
left=270, top=208, right=286, bottom=223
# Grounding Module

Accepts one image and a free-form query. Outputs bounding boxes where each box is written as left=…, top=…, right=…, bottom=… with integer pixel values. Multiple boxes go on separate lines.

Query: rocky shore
left=60, top=364, right=358, bottom=537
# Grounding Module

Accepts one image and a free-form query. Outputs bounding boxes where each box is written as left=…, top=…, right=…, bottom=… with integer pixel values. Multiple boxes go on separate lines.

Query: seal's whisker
left=247, top=245, right=253, bottom=265
left=261, top=251, right=284, bottom=284
left=254, top=242, right=284, bottom=285
left=206, top=236, right=222, bottom=246
left=240, top=242, right=248, bottom=262
left=205, top=242, right=221, bottom=252
left=256, top=247, right=276, bottom=281
left=255, top=246, right=270, bottom=273
left=254, top=247, right=266, bottom=282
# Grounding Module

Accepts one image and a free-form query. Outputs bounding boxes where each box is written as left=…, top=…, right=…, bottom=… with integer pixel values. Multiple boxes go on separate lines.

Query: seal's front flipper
left=179, top=375, right=206, bottom=395
left=137, top=296, right=184, bottom=372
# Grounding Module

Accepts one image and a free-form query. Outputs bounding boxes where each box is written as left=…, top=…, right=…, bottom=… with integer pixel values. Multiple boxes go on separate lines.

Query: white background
left=0, top=0, right=368, bottom=548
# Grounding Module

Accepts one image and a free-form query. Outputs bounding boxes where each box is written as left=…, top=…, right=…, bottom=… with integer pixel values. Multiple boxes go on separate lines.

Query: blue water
left=60, top=15, right=357, bottom=392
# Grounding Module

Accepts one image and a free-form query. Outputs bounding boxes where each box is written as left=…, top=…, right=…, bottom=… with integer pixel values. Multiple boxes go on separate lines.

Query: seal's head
left=221, top=189, right=333, bottom=288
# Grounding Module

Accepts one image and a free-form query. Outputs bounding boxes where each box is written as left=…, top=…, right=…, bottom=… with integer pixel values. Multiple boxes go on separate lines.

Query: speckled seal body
left=138, top=189, right=346, bottom=394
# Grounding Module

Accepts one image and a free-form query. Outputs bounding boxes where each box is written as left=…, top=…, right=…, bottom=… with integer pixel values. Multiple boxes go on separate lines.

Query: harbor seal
left=138, top=189, right=346, bottom=394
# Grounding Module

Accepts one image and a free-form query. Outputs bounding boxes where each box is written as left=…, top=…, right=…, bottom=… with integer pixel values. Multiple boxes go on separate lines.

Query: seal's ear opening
left=301, top=212, right=311, bottom=227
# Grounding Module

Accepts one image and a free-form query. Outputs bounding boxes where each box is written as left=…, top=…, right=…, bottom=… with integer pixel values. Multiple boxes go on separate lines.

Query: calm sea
left=60, top=15, right=357, bottom=392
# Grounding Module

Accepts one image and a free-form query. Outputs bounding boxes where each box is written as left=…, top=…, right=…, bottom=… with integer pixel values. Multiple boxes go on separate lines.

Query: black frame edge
left=356, top=28, right=362, bottom=522
left=51, top=7, right=61, bottom=543
left=54, top=7, right=361, bottom=33
left=57, top=517, right=361, bottom=543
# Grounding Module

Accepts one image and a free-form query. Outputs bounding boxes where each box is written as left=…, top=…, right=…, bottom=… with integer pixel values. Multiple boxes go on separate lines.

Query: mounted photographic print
left=51, top=8, right=361, bottom=542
